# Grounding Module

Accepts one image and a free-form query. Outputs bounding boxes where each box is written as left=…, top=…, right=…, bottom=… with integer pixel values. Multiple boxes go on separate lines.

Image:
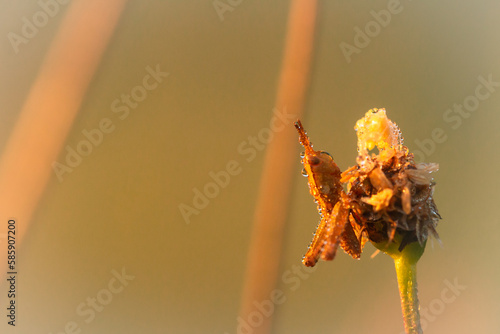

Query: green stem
left=373, top=238, right=425, bottom=334
left=394, top=244, right=423, bottom=334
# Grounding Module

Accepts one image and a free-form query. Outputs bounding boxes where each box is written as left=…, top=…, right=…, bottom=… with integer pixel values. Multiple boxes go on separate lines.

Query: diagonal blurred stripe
left=0, top=0, right=128, bottom=273
left=237, top=0, right=318, bottom=333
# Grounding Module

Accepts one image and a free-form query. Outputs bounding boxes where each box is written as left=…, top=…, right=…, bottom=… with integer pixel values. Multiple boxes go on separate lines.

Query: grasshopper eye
left=307, top=156, right=321, bottom=165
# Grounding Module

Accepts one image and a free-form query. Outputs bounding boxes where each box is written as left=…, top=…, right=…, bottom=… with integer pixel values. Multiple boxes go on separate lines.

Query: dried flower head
left=296, top=108, right=441, bottom=267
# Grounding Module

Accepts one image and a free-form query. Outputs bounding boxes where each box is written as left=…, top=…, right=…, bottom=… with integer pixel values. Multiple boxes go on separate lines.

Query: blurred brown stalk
left=0, top=0, right=127, bottom=273
left=237, top=0, right=318, bottom=333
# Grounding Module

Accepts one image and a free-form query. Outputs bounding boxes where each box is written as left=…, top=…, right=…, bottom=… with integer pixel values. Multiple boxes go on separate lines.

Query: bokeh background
left=1, top=1, right=500, bottom=333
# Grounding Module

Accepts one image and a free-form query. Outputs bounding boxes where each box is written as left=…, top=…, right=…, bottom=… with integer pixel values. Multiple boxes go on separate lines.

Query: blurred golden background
left=1, top=1, right=500, bottom=333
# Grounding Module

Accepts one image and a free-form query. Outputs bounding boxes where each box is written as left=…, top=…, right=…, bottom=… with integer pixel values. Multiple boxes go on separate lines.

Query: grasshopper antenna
left=294, top=120, right=314, bottom=154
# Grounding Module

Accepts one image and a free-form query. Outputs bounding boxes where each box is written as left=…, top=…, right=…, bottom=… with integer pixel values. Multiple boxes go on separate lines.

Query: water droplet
left=319, top=151, right=332, bottom=158
left=300, top=151, right=305, bottom=158
left=301, top=168, right=308, bottom=177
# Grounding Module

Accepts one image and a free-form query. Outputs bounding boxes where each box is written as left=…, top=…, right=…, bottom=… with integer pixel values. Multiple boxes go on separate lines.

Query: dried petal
left=362, top=188, right=394, bottom=212
left=406, top=163, right=439, bottom=185
left=369, top=167, right=393, bottom=191
left=401, top=185, right=411, bottom=215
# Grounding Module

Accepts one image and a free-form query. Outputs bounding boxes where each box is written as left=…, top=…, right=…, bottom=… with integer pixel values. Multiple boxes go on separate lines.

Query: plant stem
left=373, top=238, right=425, bottom=334
left=393, top=242, right=424, bottom=334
